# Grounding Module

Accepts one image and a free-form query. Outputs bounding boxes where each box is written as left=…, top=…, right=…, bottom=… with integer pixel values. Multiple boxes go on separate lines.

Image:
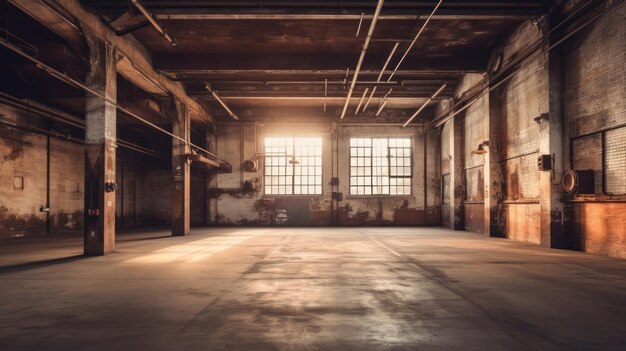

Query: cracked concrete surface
left=0, top=227, right=625, bottom=350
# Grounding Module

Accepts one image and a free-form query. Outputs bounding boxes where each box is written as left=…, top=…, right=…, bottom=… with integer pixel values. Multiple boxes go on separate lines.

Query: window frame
left=348, top=137, right=413, bottom=197
left=263, top=136, right=323, bottom=196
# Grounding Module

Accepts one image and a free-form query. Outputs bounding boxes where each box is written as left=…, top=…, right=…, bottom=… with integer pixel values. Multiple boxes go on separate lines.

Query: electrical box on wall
left=332, top=192, right=343, bottom=202
left=538, top=154, right=552, bottom=171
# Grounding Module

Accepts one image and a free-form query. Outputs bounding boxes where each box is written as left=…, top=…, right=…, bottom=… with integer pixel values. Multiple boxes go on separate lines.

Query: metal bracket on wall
left=534, top=113, right=550, bottom=124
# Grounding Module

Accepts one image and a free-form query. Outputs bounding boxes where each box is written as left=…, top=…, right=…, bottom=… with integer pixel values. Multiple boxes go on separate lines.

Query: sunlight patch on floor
left=125, top=233, right=256, bottom=264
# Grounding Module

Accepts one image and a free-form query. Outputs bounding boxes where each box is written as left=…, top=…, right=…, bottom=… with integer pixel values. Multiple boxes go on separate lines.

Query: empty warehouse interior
left=0, top=0, right=625, bottom=349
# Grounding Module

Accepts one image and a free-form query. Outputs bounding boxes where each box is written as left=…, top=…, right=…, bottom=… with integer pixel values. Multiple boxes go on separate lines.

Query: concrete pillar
left=449, top=117, right=465, bottom=230
left=540, top=24, right=565, bottom=248
left=84, top=35, right=117, bottom=255
left=206, top=126, right=218, bottom=225
left=171, top=99, right=190, bottom=236
left=485, top=89, right=506, bottom=237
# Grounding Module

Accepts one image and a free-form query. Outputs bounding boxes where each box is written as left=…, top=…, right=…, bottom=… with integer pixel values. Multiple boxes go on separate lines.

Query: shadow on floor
left=0, top=255, right=89, bottom=275
left=117, top=234, right=173, bottom=242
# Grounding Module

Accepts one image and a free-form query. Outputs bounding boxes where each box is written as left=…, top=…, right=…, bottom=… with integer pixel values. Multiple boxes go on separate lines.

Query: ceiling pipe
left=339, top=0, right=385, bottom=119
left=354, top=88, right=369, bottom=115
left=429, top=0, right=621, bottom=130
left=402, top=83, right=446, bottom=127
left=385, top=0, right=443, bottom=83
left=356, top=13, right=364, bottom=37
left=0, top=38, right=228, bottom=160
left=130, top=0, right=176, bottom=46
left=363, top=41, right=399, bottom=112
left=375, top=100, right=389, bottom=116
left=323, top=78, right=328, bottom=112
left=205, top=83, right=239, bottom=120
left=266, top=80, right=398, bottom=85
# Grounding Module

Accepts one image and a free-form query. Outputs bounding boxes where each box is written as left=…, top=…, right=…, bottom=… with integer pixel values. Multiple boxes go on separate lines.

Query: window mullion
left=291, top=140, right=295, bottom=194
left=387, top=141, right=392, bottom=195
left=370, top=140, right=374, bottom=195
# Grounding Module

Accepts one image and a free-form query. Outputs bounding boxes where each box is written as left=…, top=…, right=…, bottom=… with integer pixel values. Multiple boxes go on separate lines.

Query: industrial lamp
left=472, top=141, right=490, bottom=154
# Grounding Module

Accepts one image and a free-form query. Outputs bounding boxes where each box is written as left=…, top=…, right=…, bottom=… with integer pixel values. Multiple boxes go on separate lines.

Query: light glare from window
left=265, top=137, right=322, bottom=195
left=350, top=137, right=412, bottom=195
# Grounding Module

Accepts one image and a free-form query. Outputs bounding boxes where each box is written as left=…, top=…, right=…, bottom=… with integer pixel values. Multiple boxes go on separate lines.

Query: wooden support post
left=448, top=117, right=465, bottom=230
left=84, top=35, right=117, bottom=255
left=171, top=100, right=190, bottom=236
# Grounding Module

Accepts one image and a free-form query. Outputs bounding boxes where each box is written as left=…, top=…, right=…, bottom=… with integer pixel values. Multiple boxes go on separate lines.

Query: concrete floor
left=0, top=228, right=625, bottom=351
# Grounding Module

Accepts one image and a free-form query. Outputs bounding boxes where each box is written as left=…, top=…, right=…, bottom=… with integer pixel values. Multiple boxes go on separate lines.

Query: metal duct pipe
left=0, top=37, right=225, bottom=162
left=340, top=0, right=385, bottom=119
left=429, top=0, right=622, bottom=129
left=130, top=0, right=176, bottom=46
left=375, top=100, right=389, bottom=116
left=402, top=83, right=446, bottom=127
left=375, top=88, right=393, bottom=116
left=205, top=83, right=240, bottom=120
left=363, top=41, right=399, bottom=112
left=355, top=88, right=369, bottom=115
left=386, top=0, right=443, bottom=83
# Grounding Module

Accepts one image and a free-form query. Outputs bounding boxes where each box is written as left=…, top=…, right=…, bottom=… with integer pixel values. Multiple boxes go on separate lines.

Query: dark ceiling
left=1, top=0, right=549, bottom=123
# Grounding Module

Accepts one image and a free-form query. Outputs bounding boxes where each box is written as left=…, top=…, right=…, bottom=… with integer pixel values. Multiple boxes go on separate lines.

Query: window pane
left=265, top=137, right=322, bottom=195
left=349, top=137, right=411, bottom=196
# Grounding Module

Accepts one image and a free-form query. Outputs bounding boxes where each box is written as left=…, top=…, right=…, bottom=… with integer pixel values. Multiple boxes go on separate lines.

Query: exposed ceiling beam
left=8, top=0, right=85, bottom=51
left=83, top=1, right=545, bottom=20
left=8, top=0, right=214, bottom=125
left=155, top=54, right=487, bottom=73
left=153, top=13, right=534, bottom=21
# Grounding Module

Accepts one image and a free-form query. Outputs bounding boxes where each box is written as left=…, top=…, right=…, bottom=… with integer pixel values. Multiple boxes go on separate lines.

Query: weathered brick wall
left=49, top=138, right=84, bottom=233
left=0, top=103, right=153, bottom=237
left=459, top=74, right=487, bottom=233
left=141, top=170, right=171, bottom=225
left=440, top=120, right=452, bottom=227
left=210, top=121, right=437, bottom=226
left=496, top=20, right=547, bottom=244
left=563, top=1, right=626, bottom=258
left=446, top=1, right=626, bottom=258
left=0, top=107, right=49, bottom=237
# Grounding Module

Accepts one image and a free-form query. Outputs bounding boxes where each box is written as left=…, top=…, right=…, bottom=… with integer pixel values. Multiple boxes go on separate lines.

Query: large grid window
left=350, top=137, right=412, bottom=195
left=264, top=137, right=322, bottom=195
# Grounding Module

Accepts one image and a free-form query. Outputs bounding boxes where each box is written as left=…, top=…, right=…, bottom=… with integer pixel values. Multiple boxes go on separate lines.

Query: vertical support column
left=206, top=126, right=217, bottom=225
left=171, top=99, right=190, bottom=236
left=84, top=35, right=117, bottom=255
left=485, top=88, right=506, bottom=237
left=540, top=27, right=565, bottom=248
left=449, top=117, right=465, bottom=230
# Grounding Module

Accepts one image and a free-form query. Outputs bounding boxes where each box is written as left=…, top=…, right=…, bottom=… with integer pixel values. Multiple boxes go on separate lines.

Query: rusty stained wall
left=209, top=122, right=439, bottom=226
left=459, top=74, right=488, bottom=234
left=495, top=19, right=546, bottom=244
left=0, top=103, right=154, bottom=237
left=0, top=104, right=82, bottom=237
left=439, top=118, right=452, bottom=228
left=562, top=1, right=626, bottom=259
left=115, top=153, right=147, bottom=228
left=440, top=2, right=626, bottom=258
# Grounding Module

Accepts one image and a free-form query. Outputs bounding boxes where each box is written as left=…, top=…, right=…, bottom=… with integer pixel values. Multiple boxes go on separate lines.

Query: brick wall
left=0, top=103, right=156, bottom=237
left=494, top=20, right=547, bottom=244
left=460, top=74, right=487, bottom=233
left=210, top=121, right=438, bottom=226
left=562, top=1, right=626, bottom=258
